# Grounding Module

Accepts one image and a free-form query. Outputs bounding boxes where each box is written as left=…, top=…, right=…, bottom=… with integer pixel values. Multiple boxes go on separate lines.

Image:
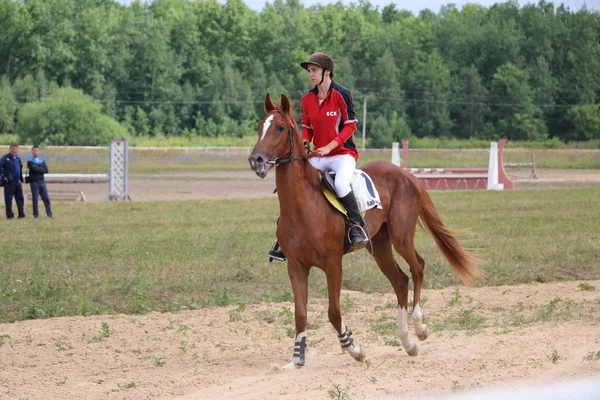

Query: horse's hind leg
left=392, top=225, right=429, bottom=341
left=369, top=225, right=419, bottom=356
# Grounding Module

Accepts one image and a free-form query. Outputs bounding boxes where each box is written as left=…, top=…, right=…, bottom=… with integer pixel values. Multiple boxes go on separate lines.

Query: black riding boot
left=339, top=191, right=369, bottom=251
left=268, top=217, right=286, bottom=262
left=268, top=240, right=286, bottom=262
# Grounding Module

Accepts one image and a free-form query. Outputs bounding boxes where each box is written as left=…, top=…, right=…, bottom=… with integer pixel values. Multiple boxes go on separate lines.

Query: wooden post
left=362, top=93, right=367, bottom=151
left=401, top=140, right=409, bottom=169
left=530, top=153, right=538, bottom=179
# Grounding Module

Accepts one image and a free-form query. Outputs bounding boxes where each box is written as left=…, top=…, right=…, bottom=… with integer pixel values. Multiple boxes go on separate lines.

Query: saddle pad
left=322, top=170, right=382, bottom=213
left=351, top=170, right=382, bottom=212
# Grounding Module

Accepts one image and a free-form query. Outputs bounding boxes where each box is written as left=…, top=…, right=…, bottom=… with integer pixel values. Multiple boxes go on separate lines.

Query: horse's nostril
left=248, top=153, right=265, bottom=171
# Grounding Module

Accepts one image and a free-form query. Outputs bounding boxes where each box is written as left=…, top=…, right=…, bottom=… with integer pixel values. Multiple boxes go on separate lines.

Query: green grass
left=1, top=187, right=599, bottom=322
left=583, top=351, right=600, bottom=361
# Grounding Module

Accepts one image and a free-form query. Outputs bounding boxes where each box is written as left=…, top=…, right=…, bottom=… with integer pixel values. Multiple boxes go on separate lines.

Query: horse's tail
left=415, top=179, right=485, bottom=285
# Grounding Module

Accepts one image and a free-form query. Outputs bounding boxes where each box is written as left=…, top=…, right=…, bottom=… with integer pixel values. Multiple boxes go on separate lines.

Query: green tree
left=367, top=49, right=405, bottom=120
left=488, top=63, right=546, bottom=140
left=0, top=0, right=31, bottom=79
left=0, top=76, right=17, bottom=133
left=407, top=52, right=453, bottom=138
left=566, top=104, right=600, bottom=141
left=451, top=65, right=489, bottom=139
left=16, top=88, right=127, bottom=145
left=12, top=74, right=38, bottom=104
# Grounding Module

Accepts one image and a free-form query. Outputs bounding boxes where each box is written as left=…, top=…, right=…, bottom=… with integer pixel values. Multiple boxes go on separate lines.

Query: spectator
left=27, top=145, right=53, bottom=218
left=0, top=144, right=25, bottom=219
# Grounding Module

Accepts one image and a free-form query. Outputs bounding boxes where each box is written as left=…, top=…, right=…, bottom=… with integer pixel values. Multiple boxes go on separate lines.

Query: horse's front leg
left=283, top=262, right=310, bottom=369
left=326, top=262, right=366, bottom=363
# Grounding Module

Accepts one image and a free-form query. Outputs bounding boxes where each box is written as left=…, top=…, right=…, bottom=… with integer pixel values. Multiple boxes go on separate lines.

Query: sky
left=117, top=0, right=598, bottom=14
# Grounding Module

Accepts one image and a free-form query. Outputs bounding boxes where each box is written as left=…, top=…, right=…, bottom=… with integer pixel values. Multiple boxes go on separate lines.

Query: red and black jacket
left=301, top=81, right=359, bottom=160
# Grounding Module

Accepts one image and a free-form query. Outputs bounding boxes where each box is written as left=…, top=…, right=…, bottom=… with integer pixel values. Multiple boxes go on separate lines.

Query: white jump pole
left=109, top=137, right=132, bottom=201
left=391, top=142, right=401, bottom=167
left=487, top=142, right=503, bottom=190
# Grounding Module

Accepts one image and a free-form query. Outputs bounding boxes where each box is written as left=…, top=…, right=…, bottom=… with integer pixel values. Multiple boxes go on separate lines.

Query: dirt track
left=1, top=170, right=599, bottom=399
left=1, top=281, right=599, bottom=400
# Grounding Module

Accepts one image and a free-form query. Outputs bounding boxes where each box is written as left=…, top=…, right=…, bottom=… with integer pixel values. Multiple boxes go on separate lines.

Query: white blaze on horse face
left=260, top=114, right=275, bottom=142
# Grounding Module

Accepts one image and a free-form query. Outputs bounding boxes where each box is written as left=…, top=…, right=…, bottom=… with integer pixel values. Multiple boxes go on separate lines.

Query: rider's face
left=307, top=65, right=325, bottom=85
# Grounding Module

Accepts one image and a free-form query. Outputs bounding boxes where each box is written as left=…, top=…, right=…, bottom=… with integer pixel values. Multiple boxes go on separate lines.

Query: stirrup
left=348, top=225, right=369, bottom=251
left=268, top=240, right=286, bottom=262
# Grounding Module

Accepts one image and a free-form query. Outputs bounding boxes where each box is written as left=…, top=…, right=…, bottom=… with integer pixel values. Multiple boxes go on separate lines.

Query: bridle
left=265, top=111, right=306, bottom=166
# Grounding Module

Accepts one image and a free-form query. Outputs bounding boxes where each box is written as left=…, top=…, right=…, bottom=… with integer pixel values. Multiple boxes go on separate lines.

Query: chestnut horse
left=248, top=94, right=483, bottom=368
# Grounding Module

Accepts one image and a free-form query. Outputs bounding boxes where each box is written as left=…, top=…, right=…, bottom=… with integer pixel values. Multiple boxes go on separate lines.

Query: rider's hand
left=314, top=147, right=331, bottom=157
left=303, top=140, right=311, bottom=154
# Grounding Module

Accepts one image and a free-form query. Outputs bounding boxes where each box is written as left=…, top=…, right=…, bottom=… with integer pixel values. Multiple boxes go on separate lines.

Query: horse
left=248, top=93, right=483, bottom=368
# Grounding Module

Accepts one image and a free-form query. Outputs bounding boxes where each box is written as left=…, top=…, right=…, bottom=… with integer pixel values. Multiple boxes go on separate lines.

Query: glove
left=303, top=140, right=311, bottom=154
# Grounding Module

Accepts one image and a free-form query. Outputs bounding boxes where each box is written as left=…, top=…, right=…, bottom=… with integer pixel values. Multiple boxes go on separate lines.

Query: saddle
left=320, top=170, right=382, bottom=217
left=320, top=170, right=382, bottom=253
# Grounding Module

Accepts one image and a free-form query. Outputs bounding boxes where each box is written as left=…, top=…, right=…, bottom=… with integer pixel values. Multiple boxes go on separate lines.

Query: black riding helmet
left=300, top=52, right=334, bottom=85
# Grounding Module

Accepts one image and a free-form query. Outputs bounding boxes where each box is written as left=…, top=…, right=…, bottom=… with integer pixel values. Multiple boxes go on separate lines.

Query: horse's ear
left=264, top=93, right=275, bottom=113
left=280, top=94, right=291, bottom=115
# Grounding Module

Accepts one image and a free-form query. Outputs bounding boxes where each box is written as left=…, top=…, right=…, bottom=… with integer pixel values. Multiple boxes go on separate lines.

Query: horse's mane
left=272, top=102, right=323, bottom=192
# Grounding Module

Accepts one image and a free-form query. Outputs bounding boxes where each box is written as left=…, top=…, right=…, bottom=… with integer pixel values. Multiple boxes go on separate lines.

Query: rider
left=269, top=52, right=369, bottom=261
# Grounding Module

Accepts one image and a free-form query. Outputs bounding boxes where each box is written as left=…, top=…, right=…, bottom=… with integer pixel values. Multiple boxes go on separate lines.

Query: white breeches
left=309, top=154, right=356, bottom=197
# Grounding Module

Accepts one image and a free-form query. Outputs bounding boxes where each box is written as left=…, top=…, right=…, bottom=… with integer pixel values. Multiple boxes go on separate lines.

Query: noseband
left=265, top=111, right=306, bottom=166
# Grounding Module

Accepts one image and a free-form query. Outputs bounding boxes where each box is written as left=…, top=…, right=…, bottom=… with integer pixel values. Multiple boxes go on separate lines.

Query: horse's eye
left=277, top=124, right=285, bottom=133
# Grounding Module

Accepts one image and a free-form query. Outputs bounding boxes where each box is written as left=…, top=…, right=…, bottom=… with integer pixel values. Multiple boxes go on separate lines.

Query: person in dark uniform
left=0, top=144, right=25, bottom=219
left=27, top=145, right=53, bottom=218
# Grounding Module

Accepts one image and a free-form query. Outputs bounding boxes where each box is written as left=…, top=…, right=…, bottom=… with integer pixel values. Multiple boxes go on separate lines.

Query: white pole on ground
left=487, top=142, right=503, bottom=190
left=391, top=142, right=401, bottom=166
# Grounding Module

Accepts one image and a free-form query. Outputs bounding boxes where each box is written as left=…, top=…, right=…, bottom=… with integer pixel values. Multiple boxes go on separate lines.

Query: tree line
left=0, top=0, right=599, bottom=146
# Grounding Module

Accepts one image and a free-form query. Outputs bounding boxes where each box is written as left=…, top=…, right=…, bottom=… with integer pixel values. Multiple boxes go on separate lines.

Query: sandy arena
left=1, top=169, right=599, bottom=399
left=1, top=281, right=599, bottom=399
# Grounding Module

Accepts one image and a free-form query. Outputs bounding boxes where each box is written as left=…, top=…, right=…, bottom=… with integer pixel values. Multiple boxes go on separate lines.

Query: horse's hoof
left=281, top=360, right=304, bottom=369
left=282, top=358, right=304, bottom=369
left=405, top=342, right=419, bottom=357
left=350, top=346, right=367, bottom=362
left=417, top=326, right=429, bottom=341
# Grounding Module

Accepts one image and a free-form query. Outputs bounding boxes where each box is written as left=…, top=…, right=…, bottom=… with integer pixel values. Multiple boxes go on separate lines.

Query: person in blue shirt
left=27, top=145, right=53, bottom=218
left=0, top=144, right=26, bottom=219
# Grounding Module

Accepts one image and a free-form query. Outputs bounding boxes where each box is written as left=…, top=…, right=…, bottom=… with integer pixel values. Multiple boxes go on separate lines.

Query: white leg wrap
left=398, top=306, right=418, bottom=355
left=283, top=332, right=307, bottom=369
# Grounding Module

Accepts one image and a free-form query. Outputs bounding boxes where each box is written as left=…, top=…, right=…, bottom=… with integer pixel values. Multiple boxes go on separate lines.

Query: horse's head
left=248, top=93, right=298, bottom=178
